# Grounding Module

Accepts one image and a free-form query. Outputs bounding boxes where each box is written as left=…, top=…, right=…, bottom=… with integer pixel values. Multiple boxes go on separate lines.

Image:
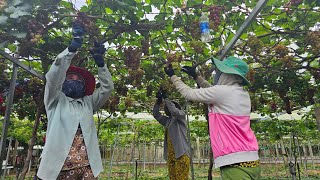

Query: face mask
left=62, top=80, right=85, bottom=99
left=214, top=69, right=222, bottom=85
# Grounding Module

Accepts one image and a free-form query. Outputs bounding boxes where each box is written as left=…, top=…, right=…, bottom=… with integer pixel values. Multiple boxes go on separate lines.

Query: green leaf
left=60, top=1, right=73, bottom=9
left=144, top=5, right=152, bottom=13
left=7, top=44, right=16, bottom=52
left=105, top=8, right=113, bottom=14
left=165, top=25, right=173, bottom=33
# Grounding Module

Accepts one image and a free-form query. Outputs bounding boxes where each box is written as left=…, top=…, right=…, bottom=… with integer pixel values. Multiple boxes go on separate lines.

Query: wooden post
left=143, top=141, right=146, bottom=171
left=315, top=107, right=320, bottom=131
left=2, top=137, right=12, bottom=180
left=0, top=63, right=18, bottom=176
left=307, top=141, right=314, bottom=169
left=196, top=137, right=201, bottom=167
left=153, top=142, right=156, bottom=170
left=12, top=140, right=18, bottom=167
left=280, top=139, right=288, bottom=166
left=302, top=144, right=307, bottom=170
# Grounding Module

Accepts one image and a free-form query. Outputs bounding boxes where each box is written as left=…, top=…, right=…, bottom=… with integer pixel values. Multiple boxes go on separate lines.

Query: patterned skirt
left=57, top=127, right=96, bottom=180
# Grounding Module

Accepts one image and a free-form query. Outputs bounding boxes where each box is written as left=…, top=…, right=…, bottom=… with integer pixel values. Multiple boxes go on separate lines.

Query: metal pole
left=218, top=0, right=269, bottom=60
left=185, top=101, right=195, bottom=180
left=196, top=0, right=269, bottom=67
left=2, top=137, right=12, bottom=180
left=0, top=50, right=44, bottom=80
left=108, top=123, right=120, bottom=180
left=0, top=62, right=18, bottom=176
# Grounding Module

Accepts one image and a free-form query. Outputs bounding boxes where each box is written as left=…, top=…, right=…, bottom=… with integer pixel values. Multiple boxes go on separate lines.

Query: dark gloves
left=68, top=22, right=85, bottom=52
left=160, top=88, right=167, bottom=99
left=156, top=90, right=163, bottom=104
left=181, top=66, right=197, bottom=79
left=164, top=64, right=175, bottom=77
left=155, top=87, right=168, bottom=104
left=90, top=41, right=106, bottom=67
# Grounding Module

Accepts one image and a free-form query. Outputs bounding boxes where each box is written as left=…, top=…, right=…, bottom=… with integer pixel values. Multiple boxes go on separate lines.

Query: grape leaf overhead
left=0, top=0, right=319, bottom=118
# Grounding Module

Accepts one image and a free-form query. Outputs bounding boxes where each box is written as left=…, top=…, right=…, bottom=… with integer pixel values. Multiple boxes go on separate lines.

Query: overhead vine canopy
left=0, top=0, right=319, bottom=119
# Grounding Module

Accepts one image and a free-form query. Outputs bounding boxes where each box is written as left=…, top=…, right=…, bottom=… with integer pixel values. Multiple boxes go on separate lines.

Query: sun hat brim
left=212, top=58, right=250, bottom=85
left=66, top=66, right=96, bottom=95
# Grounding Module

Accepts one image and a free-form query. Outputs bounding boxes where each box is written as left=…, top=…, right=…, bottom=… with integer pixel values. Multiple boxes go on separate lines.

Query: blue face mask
left=214, top=69, right=222, bottom=85
left=62, top=80, right=85, bottom=99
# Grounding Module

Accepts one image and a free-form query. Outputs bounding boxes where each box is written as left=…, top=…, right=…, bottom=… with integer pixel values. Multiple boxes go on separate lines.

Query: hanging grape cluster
left=246, top=68, right=256, bottom=83
left=184, top=21, right=200, bottom=39
left=280, top=56, right=294, bottom=69
left=19, top=19, right=45, bottom=57
left=103, top=96, right=120, bottom=113
left=124, top=46, right=141, bottom=70
left=128, top=68, right=144, bottom=88
left=289, top=0, right=302, bottom=6
left=208, top=6, right=223, bottom=30
left=305, top=31, right=320, bottom=53
left=75, top=12, right=100, bottom=38
left=199, top=64, right=211, bottom=80
left=0, top=95, right=5, bottom=116
left=189, top=41, right=204, bottom=54
left=284, top=0, right=302, bottom=13
left=166, top=52, right=182, bottom=63
left=273, top=44, right=289, bottom=57
left=247, top=36, right=263, bottom=55
left=115, top=82, right=128, bottom=96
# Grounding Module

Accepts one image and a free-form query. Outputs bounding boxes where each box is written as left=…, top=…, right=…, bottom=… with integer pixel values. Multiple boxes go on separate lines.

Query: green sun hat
left=212, top=56, right=250, bottom=85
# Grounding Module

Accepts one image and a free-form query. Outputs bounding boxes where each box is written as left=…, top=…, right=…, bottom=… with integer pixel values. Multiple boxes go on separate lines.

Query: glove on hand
left=156, top=89, right=163, bottom=104
left=160, top=88, right=168, bottom=99
left=164, top=64, right=175, bottom=77
left=181, top=66, right=197, bottom=79
left=90, top=41, right=106, bottom=67
left=69, top=22, right=85, bottom=52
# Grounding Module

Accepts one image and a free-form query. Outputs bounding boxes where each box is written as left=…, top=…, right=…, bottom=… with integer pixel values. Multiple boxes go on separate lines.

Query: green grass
left=5, top=163, right=320, bottom=179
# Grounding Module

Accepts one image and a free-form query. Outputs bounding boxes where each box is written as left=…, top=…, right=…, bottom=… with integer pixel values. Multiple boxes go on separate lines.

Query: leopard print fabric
left=231, top=160, right=260, bottom=168
left=167, top=130, right=190, bottom=180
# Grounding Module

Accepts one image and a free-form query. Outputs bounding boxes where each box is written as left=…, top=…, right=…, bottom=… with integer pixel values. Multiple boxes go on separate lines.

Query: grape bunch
left=289, top=0, right=302, bottom=6
left=128, top=68, right=144, bottom=87
left=146, top=84, right=153, bottom=97
left=74, top=12, right=100, bottom=38
left=0, top=95, right=5, bottom=116
left=310, top=69, right=320, bottom=81
left=166, top=52, right=182, bottom=63
left=208, top=6, right=223, bottom=30
left=305, top=31, right=320, bottom=53
left=184, top=20, right=200, bottom=39
left=199, top=64, right=211, bottom=80
left=124, top=46, right=142, bottom=70
left=103, top=96, right=120, bottom=113
left=18, top=19, right=45, bottom=56
left=124, top=97, right=134, bottom=107
left=115, top=82, right=128, bottom=96
left=269, top=101, right=278, bottom=112
left=141, top=39, right=150, bottom=55
left=36, top=10, right=50, bottom=25
left=247, top=36, right=263, bottom=55
left=189, top=40, right=204, bottom=54
left=280, top=56, right=294, bottom=68
left=307, top=88, right=316, bottom=104
left=27, top=19, right=44, bottom=43
left=273, top=44, right=289, bottom=57
left=26, top=77, right=43, bottom=96
left=246, top=68, right=256, bottom=83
